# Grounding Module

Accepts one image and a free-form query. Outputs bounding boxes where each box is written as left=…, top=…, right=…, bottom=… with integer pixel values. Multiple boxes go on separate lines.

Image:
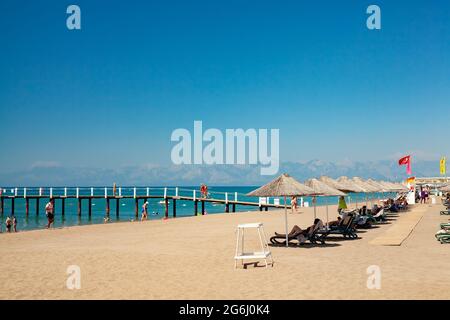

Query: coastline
left=0, top=197, right=371, bottom=235
left=1, top=202, right=449, bottom=299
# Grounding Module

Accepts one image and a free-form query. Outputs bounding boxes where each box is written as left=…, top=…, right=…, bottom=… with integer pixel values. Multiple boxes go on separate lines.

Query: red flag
left=398, top=155, right=412, bottom=175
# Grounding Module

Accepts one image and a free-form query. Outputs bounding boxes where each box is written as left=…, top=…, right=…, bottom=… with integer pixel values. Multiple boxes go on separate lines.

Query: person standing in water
left=12, top=216, right=17, bottom=232
left=45, top=199, right=54, bottom=229
left=5, top=216, right=12, bottom=233
left=141, top=201, right=149, bottom=221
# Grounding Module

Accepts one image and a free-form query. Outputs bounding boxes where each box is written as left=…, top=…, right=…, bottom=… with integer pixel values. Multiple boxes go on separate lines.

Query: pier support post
left=0, top=197, right=3, bottom=215
left=11, top=198, right=15, bottom=215
left=201, top=200, right=205, bottom=215
left=116, top=199, right=120, bottom=217
left=194, top=200, right=198, bottom=216
left=88, top=198, right=92, bottom=217
left=61, top=198, right=65, bottom=216
left=106, top=198, right=110, bottom=216
left=232, top=203, right=236, bottom=213
left=78, top=198, right=82, bottom=216
left=173, top=199, right=176, bottom=218
left=26, top=198, right=29, bottom=216
left=265, top=206, right=268, bottom=211
left=135, top=198, right=139, bottom=218
left=259, top=206, right=263, bottom=212
left=36, top=198, right=39, bottom=215
left=164, top=198, right=169, bottom=219
left=225, top=203, right=229, bottom=213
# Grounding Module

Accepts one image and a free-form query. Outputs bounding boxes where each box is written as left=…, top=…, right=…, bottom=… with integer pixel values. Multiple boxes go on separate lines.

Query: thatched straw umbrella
left=318, top=176, right=347, bottom=191
left=366, top=179, right=391, bottom=202
left=304, top=178, right=346, bottom=223
left=379, top=181, right=405, bottom=192
left=351, top=177, right=380, bottom=206
left=440, top=184, right=450, bottom=192
left=336, top=176, right=366, bottom=208
left=319, top=176, right=358, bottom=209
left=367, top=179, right=390, bottom=192
left=247, top=173, right=317, bottom=247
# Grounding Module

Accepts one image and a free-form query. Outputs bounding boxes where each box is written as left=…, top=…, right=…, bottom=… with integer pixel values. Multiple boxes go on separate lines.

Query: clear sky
left=0, top=0, right=449, bottom=174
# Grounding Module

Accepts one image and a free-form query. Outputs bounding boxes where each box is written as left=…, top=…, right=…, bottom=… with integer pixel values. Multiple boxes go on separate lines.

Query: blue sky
left=0, top=0, right=449, bottom=175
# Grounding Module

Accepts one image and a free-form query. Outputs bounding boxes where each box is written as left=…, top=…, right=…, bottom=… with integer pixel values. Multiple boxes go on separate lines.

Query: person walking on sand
left=291, top=196, right=298, bottom=213
left=45, top=199, right=54, bottom=229
left=141, top=201, right=149, bottom=221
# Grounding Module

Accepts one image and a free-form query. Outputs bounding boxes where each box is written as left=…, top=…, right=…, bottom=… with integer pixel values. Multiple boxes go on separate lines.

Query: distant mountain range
left=0, top=159, right=443, bottom=186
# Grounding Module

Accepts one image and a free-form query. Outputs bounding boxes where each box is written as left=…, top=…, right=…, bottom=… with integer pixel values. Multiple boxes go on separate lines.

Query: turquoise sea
left=0, top=186, right=395, bottom=232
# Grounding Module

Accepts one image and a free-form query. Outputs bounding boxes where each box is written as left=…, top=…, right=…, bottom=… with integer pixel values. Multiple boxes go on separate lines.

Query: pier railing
left=0, top=187, right=289, bottom=218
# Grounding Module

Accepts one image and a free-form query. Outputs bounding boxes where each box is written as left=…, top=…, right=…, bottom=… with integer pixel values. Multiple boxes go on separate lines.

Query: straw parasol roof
left=439, top=184, right=450, bottom=192
left=304, top=178, right=346, bottom=196
left=319, top=176, right=344, bottom=190
left=392, top=182, right=409, bottom=191
left=366, top=179, right=389, bottom=192
left=336, top=176, right=366, bottom=193
left=247, top=173, right=317, bottom=197
left=247, top=173, right=319, bottom=248
left=376, top=181, right=399, bottom=192
left=350, top=177, right=379, bottom=193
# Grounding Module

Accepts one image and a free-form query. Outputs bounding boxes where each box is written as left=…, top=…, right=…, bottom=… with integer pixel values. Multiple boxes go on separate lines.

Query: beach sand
left=0, top=202, right=449, bottom=300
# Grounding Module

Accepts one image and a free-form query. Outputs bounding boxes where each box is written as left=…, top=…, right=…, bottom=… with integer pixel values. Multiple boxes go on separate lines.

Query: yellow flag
left=440, top=157, right=446, bottom=175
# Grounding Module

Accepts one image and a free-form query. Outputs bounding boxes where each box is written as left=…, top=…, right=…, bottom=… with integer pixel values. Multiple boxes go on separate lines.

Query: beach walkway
left=369, top=206, right=427, bottom=246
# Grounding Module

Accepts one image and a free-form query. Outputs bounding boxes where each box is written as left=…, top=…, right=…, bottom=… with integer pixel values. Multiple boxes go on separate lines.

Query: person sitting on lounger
left=276, top=218, right=324, bottom=238
left=275, top=218, right=323, bottom=237
left=327, top=216, right=342, bottom=227
left=371, top=204, right=381, bottom=215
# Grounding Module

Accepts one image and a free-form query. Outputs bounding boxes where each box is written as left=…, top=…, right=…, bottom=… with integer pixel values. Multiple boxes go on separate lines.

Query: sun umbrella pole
left=326, top=197, right=329, bottom=224
left=313, top=196, right=317, bottom=219
left=284, top=196, right=288, bottom=247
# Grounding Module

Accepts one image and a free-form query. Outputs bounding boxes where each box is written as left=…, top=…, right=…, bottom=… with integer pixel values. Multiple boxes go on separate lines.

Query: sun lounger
left=440, top=210, right=450, bottom=215
left=317, top=215, right=358, bottom=239
left=371, top=209, right=387, bottom=222
left=440, top=222, right=450, bottom=229
left=435, top=229, right=450, bottom=244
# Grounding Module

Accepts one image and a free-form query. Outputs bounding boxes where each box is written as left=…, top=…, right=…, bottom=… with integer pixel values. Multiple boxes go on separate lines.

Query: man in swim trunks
left=45, top=199, right=55, bottom=229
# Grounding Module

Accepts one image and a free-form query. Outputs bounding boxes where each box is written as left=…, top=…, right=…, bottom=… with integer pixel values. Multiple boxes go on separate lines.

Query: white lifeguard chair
left=234, top=222, right=273, bottom=269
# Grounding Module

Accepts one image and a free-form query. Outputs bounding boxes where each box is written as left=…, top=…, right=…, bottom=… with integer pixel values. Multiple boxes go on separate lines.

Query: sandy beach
left=0, top=201, right=449, bottom=300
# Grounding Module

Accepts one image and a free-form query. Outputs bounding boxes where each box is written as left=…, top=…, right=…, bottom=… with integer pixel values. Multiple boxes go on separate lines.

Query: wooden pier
left=0, top=187, right=290, bottom=218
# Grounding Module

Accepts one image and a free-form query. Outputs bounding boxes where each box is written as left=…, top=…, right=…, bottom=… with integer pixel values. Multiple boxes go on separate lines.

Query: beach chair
left=317, top=215, right=358, bottom=239
left=440, top=222, right=450, bottom=229
left=270, top=222, right=328, bottom=246
left=435, top=229, right=450, bottom=244
left=440, top=210, right=450, bottom=215
left=372, top=209, right=387, bottom=222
